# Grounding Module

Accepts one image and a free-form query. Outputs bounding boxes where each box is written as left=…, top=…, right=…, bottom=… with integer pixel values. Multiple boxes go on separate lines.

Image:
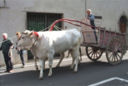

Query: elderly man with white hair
left=0, top=33, right=13, bottom=72
left=86, top=9, right=98, bottom=43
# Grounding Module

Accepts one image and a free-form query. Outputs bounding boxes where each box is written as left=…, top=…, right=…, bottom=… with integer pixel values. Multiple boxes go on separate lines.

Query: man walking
left=16, top=32, right=25, bottom=68
left=0, top=33, right=13, bottom=72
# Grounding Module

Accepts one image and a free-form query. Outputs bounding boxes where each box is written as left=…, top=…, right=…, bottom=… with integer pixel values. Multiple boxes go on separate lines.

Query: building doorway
left=26, top=12, right=63, bottom=60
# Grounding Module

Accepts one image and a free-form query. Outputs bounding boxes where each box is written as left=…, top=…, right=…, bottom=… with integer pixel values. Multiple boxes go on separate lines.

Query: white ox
left=17, top=29, right=82, bottom=79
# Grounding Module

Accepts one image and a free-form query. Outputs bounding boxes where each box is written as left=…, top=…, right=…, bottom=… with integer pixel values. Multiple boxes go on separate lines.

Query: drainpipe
left=4, top=0, right=7, bottom=7
left=85, top=0, right=87, bottom=17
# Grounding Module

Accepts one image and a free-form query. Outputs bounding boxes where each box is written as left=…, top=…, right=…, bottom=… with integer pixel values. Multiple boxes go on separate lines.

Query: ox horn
left=22, top=30, right=31, bottom=34
left=29, top=31, right=39, bottom=38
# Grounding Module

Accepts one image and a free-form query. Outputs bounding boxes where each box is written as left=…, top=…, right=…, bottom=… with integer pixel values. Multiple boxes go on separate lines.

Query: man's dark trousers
left=3, top=52, right=13, bottom=72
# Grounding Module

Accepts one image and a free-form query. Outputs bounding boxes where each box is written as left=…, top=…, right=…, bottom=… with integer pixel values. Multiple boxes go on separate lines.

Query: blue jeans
left=19, top=50, right=25, bottom=66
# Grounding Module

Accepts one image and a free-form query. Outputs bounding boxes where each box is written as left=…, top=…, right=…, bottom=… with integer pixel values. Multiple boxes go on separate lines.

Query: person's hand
left=10, top=45, right=14, bottom=49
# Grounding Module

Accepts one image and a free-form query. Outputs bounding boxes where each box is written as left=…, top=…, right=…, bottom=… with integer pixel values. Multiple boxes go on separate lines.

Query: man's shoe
left=21, top=65, right=25, bottom=68
left=8, top=70, right=13, bottom=73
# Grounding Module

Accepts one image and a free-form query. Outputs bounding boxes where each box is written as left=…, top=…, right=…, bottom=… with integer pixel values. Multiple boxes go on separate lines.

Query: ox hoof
left=74, top=70, right=78, bottom=73
left=39, top=77, right=43, bottom=80
left=74, top=69, right=78, bottom=73
left=36, top=68, right=39, bottom=71
left=48, top=74, right=52, bottom=77
left=56, top=65, right=60, bottom=68
left=70, top=65, right=74, bottom=69
left=48, top=73, right=52, bottom=77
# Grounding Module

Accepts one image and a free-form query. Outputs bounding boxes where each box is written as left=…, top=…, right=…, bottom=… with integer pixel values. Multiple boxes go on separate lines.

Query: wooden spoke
left=106, top=37, right=123, bottom=65
left=86, top=46, right=103, bottom=62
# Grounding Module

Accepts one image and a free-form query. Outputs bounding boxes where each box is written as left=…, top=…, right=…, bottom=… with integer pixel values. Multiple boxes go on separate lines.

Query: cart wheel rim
left=106, top=49, right=123, bottom=65
left=106, top=36, right=124, bottom=65
left=86, top=46, right=103, bottom=62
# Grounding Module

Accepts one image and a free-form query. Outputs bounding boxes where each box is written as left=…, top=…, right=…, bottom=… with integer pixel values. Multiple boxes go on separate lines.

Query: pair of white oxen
left=17, top=28, right=83, bottom=79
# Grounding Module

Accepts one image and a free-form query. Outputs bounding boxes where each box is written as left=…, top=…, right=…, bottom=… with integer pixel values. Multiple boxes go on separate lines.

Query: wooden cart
left=49, top=18, right=127, bottom=65
left=81, top=27, right=127, bottom=65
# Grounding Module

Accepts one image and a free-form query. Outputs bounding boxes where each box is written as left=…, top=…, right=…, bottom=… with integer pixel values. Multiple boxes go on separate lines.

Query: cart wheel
left=86, top=46, right=103, bottom=62
left=106, top=37, right=123, bottom=65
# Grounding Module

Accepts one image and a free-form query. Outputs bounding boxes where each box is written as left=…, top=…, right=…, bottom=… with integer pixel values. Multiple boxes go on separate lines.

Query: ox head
left=17, top=30, right=39, bottom=50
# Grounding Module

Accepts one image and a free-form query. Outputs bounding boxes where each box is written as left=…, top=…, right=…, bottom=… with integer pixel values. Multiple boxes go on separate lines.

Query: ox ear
left=29, top=31, right=34, bottom=37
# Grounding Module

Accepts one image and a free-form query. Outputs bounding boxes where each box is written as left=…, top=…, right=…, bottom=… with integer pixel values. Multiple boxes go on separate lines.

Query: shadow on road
left=0, top=60, right=128, bottom=86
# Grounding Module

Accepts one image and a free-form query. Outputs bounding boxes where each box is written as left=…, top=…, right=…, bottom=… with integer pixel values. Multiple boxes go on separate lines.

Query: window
left=27, top=12, right=63, bottom=31
left=95, top=16, right=102, bottom=19
left=94, top=16, right=102, bottom=26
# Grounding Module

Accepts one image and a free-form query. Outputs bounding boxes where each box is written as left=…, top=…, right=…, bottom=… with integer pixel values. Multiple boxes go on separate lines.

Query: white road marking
left=88, top=77, right=128, bottom=86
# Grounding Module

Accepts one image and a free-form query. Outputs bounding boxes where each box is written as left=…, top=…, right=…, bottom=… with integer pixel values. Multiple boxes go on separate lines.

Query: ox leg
left=66, top=50, right=71, bottom=58
left=79, top=47, right=82, bottom=62
left=71, top=49, right=79, bottom=72
left=35, top=57, right=39, bottom=71
left=48, top=54, right=53, bottom=77
left=56, top=53, right=64, bottom=67
left=70, top=56, right=75, bottom=69
left=44, top=60, right=46, bottom=69
left=39, top=59, right=44, bottom=80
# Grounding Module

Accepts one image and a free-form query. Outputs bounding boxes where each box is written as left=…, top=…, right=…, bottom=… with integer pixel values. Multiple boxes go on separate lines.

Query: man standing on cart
left=86, top=9, right=98, bottom=43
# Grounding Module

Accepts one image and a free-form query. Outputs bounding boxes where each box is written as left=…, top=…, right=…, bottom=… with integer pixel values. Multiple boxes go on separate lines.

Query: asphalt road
left=0, top=54, right=128, bottom=86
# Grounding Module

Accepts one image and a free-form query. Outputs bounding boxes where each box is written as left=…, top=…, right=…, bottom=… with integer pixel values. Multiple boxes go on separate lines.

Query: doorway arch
left=119, top=14, right=128, bottom=33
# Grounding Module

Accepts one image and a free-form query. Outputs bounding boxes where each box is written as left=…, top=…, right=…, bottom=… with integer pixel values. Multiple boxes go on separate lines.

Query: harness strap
left=49, top=18, right=99, bottom=31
